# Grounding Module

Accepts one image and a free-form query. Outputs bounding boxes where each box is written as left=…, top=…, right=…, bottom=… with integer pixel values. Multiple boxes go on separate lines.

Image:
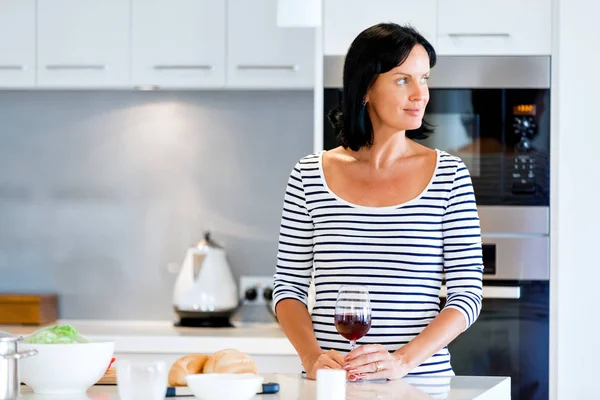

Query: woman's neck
left=352, top=127, right=413, bottom=170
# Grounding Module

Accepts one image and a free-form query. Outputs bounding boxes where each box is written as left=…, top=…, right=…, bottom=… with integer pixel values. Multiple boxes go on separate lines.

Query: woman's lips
left=403, top=109, right=421, bottom=117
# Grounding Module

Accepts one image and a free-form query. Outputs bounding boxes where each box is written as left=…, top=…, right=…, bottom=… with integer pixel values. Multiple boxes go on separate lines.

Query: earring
left=362, top=100, right=367, bottom=106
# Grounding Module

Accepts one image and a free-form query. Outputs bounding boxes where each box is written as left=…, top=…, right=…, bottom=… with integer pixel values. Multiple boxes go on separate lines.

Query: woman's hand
left=303, top=350, right=346, bottom=380
left=343, top=344, right=413, bottom=381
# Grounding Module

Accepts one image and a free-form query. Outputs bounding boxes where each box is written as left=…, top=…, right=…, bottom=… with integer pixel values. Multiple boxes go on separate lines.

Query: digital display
left=513, top=104, right=536, bottom=116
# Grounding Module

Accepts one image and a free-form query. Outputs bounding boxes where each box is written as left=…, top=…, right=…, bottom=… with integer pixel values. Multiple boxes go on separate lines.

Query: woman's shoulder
left=286, top=152, right=323, bottom=181
left=296, top=151, right=322, bottom=165
left=436, top=149, right=470, bottom=171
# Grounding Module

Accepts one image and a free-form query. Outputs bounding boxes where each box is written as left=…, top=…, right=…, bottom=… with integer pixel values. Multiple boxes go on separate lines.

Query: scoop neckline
left=317, top=148, right=441, bottom=211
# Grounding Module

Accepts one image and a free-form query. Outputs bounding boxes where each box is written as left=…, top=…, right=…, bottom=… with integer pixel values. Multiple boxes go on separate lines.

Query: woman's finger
left=345, top=350, right=386, bottom=370
left=354, top=359, right=393, bottom=378
left=328, top=350, right=346, bottom=367
left=319, top=355, right=344, bottom=369
left=346, top=344, right=383, bottom=361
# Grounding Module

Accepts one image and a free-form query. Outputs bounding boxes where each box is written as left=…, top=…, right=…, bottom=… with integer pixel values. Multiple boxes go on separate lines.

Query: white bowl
left=186, top=373, right=264, bottom=400
left=19, top=341, right=115, bottom=395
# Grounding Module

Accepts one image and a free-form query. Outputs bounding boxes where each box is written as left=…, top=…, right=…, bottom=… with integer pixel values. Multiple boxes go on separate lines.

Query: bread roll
left=168, top=354, right=210, bottom=387
left=202, top=349, right=258, bottom=374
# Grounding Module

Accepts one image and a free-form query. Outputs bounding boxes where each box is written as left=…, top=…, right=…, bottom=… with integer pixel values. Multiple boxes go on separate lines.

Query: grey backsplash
left=0, top=90, right=313, bottom=320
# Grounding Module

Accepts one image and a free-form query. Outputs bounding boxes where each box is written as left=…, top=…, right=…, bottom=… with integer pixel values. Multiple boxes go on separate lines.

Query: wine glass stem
left=350, top=340, right=356, bottom=351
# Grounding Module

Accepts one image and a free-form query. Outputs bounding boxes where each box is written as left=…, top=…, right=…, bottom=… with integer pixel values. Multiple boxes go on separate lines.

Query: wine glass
left=334, top=285, right=372, bottom=351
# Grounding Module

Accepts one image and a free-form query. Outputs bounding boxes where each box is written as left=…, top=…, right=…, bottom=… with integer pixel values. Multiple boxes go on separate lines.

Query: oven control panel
left=512, top=104, right=538, bottom=195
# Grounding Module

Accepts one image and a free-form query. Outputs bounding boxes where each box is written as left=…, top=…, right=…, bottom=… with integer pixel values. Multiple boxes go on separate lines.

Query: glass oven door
left=444, top=281, right=550, bottom=400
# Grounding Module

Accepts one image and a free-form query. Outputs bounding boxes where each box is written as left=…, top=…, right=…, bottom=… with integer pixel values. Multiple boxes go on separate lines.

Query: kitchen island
left=19, top=373, right=510, bottom=399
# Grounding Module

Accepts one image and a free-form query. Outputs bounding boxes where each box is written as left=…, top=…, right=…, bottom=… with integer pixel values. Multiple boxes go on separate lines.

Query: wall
left=551, top=0, right=600, bottom=398
left=0, top=90, right=313, bottom=319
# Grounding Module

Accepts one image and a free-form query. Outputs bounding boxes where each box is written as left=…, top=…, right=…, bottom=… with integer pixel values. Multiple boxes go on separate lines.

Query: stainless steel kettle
left=172, top=232, right=239, bottom=323
left=0, top=331, right=37, bottom=400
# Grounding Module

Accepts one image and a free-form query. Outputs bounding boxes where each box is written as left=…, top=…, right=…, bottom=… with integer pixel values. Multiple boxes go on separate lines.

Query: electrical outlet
left=239, top=275, right=274, bottom=305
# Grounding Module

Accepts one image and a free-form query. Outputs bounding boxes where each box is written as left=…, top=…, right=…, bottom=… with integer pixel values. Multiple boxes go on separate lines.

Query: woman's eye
left=420, top=76, right=430, bottom=84
left=396, top=77, right=408, bottom=85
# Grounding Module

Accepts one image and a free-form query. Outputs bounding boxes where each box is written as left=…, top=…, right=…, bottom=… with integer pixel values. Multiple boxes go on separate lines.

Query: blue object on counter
left=165, top=382, right=280, bottom=397
left=259, top=382, right=280, bottom=394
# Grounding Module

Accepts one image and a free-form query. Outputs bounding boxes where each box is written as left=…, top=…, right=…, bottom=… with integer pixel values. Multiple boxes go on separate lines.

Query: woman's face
left=365, top=44, right=431, bottom=133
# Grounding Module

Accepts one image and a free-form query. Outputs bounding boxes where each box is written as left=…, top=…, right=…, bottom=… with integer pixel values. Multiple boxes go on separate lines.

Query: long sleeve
left=272, top=162, right=315, bottom=309
left=441, top=160, right=484, bottom=330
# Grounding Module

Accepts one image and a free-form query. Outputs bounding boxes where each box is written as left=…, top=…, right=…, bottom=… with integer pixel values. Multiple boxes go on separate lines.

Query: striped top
left=273, top=149, right=484, bottom=376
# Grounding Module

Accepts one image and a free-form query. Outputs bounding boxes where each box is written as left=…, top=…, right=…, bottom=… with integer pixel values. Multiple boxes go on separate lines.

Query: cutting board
left=96, top=367, right=116, bottom=385
left=0, top=293, right=58, bottom=325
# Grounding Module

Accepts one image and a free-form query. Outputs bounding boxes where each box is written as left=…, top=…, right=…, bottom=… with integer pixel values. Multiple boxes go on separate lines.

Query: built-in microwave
left=323, top=56, right=551, bottom=207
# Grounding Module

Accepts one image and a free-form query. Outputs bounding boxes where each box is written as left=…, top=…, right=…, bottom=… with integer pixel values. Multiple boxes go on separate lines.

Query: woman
left=272, top=23, right=483, bottom=381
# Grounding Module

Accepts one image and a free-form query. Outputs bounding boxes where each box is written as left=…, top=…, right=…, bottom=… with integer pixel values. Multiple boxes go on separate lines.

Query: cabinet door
left=132, top=0, right=226, bottom=88
left=227, top=0, right=315, bottom=89
left=324, top=0, right=437, bottom=56
left=37, top=0, right=130, bottom=88
left=438, top=0, right=551, bottom=55
left=0, top=0, right=35, bottom=88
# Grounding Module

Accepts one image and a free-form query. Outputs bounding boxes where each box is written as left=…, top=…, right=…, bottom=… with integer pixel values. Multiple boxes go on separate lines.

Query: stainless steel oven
left=443, top=207, right=549, bottom=400
left=323, top=56, right=551, bottom=400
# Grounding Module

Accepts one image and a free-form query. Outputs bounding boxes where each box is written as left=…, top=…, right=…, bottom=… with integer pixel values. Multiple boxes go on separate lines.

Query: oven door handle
left=439, top=285, right=521, bottom=300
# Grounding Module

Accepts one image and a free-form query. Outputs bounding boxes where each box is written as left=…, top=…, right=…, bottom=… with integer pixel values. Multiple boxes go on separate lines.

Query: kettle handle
left=1, top=349, right=37, bottom=360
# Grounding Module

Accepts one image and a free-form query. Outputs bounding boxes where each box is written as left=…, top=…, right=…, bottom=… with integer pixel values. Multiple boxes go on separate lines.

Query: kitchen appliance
left=172, top=232, right=239, bottom=327
left=0, top=330, right=37, bottom=400
left=442, top=208, right=549, bottom=400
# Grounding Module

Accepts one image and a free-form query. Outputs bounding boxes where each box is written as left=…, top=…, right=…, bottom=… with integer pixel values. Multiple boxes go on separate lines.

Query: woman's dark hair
left=327, top=23, right=437, bottom=151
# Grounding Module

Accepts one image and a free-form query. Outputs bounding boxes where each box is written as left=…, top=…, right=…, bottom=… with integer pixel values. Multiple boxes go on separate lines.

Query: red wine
left=334, top=313, right=371, bottom=341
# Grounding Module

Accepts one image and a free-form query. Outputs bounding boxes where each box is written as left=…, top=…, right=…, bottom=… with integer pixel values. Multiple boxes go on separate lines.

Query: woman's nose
left=409, top=83, right=427, bottom=102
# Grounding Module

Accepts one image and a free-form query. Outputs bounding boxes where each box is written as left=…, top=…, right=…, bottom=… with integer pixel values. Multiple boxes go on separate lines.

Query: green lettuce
left=23, top=324, right=91, bottom=344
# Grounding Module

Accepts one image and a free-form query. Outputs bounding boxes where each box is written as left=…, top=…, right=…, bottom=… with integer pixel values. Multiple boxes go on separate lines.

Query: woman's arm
left=272, top=163, right=345, bottom=376
left=395, top=159, right=484, bottom=367
left=343, top=159, right=484, bottom=380
left=276, top=299, right=345, bottom=375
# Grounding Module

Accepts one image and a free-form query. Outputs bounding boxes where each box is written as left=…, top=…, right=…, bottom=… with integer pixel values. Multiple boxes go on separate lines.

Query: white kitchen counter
left=3, top=319, right=297, bottom=355
left=19, top=373, right=511, bottom=399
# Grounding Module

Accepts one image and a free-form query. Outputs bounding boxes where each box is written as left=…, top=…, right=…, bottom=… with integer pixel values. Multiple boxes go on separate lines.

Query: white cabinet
left=227, top=0, right=315, bottom=89
left=131, top=0, right=226, bottom=88
left=437, top=0, right=552, bottom=55
left=0, top=0, right=35, bottom=88
left=37, top=0, right=130, bottom=88
left=324, top=0, right=437, bottom=56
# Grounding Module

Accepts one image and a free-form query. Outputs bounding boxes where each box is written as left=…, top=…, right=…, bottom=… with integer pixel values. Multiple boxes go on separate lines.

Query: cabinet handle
left=237, top=64, right=299, bottom=72
left=448, top=33, right=511, bottom=38
left=0, top=65, right=25, bottom=70
left=153, top=65, right=214, bottom=71
left=45, top=65, right=107, bottom=70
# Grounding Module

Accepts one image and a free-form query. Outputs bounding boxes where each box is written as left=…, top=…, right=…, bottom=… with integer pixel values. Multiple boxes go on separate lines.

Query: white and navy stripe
left=273, top=149, right=483, bottom=376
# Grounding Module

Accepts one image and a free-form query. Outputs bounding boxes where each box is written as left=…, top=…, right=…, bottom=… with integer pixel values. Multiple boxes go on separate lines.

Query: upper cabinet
left=37, top=0, right=130, bottom=88
left=227, top=0, right=315, bottom=89
left=0, top=0, right=554, bottom=90
left=0, top=0, right=35, bottom=88
left=131, top=0, right=226, bottom=88
left=437, top=0, right=552, bottom=55
left=323, top=0, right=438, bottom=56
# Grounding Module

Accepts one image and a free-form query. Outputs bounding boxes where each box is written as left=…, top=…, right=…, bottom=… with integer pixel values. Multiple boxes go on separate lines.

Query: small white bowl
left=19, top=341, right=115, bottom=395
left=186, top=373, right=264, bottom=400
